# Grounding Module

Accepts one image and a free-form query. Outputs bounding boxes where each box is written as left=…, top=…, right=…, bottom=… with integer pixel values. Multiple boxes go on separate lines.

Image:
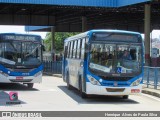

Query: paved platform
left=142, top=87, right=160, bottom=98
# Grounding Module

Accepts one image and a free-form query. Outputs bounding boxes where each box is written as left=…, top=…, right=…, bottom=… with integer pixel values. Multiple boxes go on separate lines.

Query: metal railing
left=43, top=61, right=62, bottom=74
left=143, top=66, right=160, bottom=89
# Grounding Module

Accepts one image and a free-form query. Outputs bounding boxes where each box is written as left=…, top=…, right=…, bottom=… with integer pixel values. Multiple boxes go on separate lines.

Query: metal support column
left=82, top=16, right=87, bottom=32
left=51, top=27, right=56, bottom=61
left=144, top=4, right=151, bottom=66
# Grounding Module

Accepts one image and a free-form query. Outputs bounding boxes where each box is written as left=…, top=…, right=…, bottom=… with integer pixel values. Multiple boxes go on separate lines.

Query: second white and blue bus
left=0, top=33, right=43, bottom=88
left=62, top=30, right=144, bottom=99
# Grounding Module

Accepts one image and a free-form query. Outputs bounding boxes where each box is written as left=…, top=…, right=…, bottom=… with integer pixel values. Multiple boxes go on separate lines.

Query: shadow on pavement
left=58, top=86, right=139, bottom=104
left=0, top=91, right=26, bottom=106
left=0, top=83, right=38, bottom=91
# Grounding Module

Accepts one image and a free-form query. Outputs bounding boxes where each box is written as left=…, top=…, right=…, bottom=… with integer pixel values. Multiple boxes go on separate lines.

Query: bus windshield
left=89, top=43, right=142, bottom=77
left=0, top=40, right=42, bottom=67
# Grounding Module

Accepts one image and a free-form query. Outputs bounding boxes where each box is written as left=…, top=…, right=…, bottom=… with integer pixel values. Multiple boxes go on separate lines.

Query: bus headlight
left=34, top=71, right=42, bottom=77
left=0, top=70, right=9, bottom=77
left=87, top=75, right=101, bottom=85
left=130, top=77, right=142, bottom=86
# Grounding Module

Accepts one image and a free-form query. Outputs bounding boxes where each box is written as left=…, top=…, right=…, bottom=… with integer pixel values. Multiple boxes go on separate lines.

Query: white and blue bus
left=0, top=33, right=43, bottom=88
left=62, top=30, right=143, bottom=99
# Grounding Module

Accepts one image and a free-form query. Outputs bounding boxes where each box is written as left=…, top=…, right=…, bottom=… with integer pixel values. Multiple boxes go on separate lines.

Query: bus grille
left=9, top=79, right=33, bottom=82
left=102, top=82, right=128, bottom=87
left=99, top=76, right=132, bottom=81
left=106, top=88, right=125, bottom=92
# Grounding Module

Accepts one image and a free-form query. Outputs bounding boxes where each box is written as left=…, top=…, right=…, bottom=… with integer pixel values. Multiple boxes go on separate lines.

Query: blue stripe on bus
left=0, top=64, right=43, bottom=76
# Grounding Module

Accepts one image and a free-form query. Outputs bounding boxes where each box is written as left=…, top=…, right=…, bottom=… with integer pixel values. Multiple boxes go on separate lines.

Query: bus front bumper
left=0, top=74, right=42, bottom=83
left=86, top=82, right=142, bottom=96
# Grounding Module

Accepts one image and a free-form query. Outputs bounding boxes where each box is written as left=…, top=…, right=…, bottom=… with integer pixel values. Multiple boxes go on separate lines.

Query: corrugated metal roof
left=0, top=0, right=150, bottom=7
left=117, top=0, right=151, bottom=7
left=0, top=0, right=117, bottom=7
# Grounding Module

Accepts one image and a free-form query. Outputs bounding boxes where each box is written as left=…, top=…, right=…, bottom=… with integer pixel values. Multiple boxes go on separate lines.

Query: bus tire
left=79, top=79, right=87, bottom=98
left=27, top=83, right=34, bottom=89
left=123, top=95, right=129, bottom=99
left=66, top=73, right=71, bottom=90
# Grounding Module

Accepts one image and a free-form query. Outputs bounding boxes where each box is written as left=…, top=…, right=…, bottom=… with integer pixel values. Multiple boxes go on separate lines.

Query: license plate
left=16, top=77, right=23, bottom=80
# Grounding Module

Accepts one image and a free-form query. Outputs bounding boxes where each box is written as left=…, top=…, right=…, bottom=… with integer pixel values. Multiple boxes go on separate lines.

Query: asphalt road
left=0, top=76, right=160, bottom=119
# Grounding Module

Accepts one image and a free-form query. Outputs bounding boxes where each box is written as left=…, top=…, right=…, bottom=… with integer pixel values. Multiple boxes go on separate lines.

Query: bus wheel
left=66, top=74, right=71, bottom=90
left=27, top=83, right=34, bottom=89
left=79, top=80, right=87, bottom=98
left=123, top=95, right=129, bottom=99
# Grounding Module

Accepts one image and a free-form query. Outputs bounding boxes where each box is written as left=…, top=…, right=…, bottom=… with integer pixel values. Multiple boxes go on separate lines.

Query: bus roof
left=0, top=33, right=42, bottom=42
left=64, top=29, right=141, bottom=42
left=0, top=33, right=41, bottom=37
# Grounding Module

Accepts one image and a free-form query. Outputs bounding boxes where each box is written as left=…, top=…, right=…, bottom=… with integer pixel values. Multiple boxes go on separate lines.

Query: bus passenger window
left=72, top=41, right=75, bottom=58
left=73, top=40, right=77, bottom=58
left=69, top=42, right=73, bottom=58
left=0, top=43, right=3, bottom=57
left=67, top=42, right=71, bottom=58
left=75, top=40, right=78, bottom=58
left=81, top=38, right=86, bottom=59
left=79, top=39, right=82, bottom=59
left=68, top=42, right=70, bottom=58
left=77, top=39, right=81, bottom=59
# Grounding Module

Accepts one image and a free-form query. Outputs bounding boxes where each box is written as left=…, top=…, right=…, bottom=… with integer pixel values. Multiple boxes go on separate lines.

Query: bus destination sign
left=92, top=33, right=140, bottom=42
left=4, top=35, right=37, bottom=41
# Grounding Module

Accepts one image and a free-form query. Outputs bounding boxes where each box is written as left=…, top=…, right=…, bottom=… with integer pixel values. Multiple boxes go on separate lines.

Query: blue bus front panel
left=0, top=64, right=43, bottom=83
left=85, top=71, right=143, bottom=96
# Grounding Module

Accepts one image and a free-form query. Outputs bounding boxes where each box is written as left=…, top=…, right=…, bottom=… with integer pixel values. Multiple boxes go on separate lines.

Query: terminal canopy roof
left=0, top=0, right=160, bottom=33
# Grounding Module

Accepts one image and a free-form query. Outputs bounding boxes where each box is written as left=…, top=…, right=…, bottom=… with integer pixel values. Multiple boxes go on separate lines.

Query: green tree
left=44, top=32, right=52, bottom=52
left=44, top=32, right=79, bottom=53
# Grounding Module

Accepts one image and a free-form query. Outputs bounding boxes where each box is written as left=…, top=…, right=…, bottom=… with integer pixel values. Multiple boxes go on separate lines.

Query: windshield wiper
left=89, top=68, right=102, bottom=75
left=0, top=57, right=16, bottom=65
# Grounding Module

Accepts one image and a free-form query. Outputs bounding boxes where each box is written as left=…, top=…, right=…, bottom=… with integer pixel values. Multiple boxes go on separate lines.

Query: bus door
left=63, top=44, right=68, bottom=79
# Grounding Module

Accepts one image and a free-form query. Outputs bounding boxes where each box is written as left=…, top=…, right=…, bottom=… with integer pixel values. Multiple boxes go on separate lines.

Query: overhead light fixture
left=21, top=8, right=26, bottom=11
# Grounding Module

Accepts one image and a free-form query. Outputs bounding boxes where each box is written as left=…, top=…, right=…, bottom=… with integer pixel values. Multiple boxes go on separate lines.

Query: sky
left=151, top=30, right=160, bottom=39
left=0, top=25, right=160, bottom=39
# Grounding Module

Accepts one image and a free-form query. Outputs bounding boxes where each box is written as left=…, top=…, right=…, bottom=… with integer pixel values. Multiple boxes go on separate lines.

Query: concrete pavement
left=43, top=72, right=62, bottom=78
left=0, top=75, right=160, bottom=120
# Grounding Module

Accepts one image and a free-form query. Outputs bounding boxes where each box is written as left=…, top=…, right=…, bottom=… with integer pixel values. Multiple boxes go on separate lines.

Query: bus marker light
left=131, top=89, right=140, bottom=93
left=99, top=79, right=102, bottom=82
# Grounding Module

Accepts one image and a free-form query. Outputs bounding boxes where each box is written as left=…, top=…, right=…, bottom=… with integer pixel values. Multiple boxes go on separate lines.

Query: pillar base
left=145, top=59, right=150, bottom=66
left=151, top=58, right=157, bottom=67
